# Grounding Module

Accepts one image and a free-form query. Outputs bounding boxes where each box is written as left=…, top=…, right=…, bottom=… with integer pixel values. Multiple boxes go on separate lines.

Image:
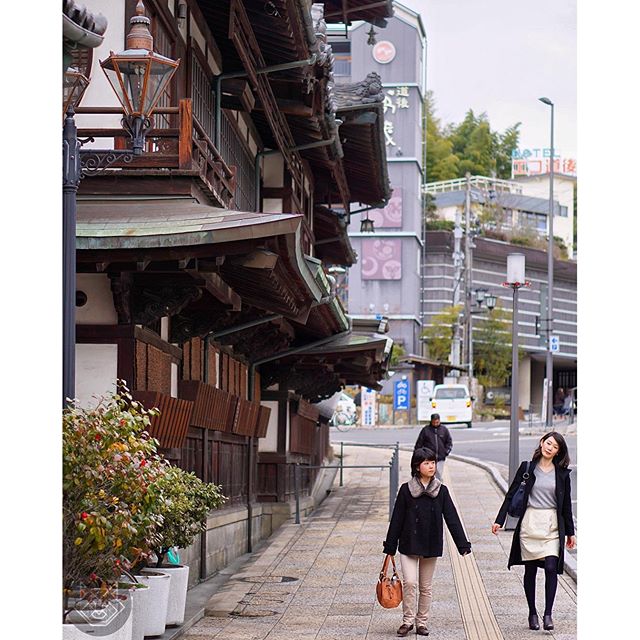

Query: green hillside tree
left=473, top=303, right=520, bottom=388
left=421, top=304, right=463, bottom=363
left=424, top=94, right=521, bottom=182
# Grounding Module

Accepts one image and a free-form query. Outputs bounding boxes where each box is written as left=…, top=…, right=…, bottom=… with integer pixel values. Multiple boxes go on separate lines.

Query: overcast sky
left=405, top=0, right=577, bottom=160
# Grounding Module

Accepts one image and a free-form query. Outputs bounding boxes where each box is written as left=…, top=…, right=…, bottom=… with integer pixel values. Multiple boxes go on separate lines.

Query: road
left=330, top=420, right=578, bottom=522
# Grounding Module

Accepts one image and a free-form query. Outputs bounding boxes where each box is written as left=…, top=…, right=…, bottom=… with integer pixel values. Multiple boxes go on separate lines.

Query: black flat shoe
left=528, top=613, right=540, bottom=630
left=543, top=614, right=554, bottom=631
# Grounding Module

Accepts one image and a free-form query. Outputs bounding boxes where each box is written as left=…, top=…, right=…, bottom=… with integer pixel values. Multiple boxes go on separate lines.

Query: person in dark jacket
left=384, top=448, right=471, bottom=637
left=492, top=431, right=576, bottom=632
left=413, top=414, right=453, bottom=480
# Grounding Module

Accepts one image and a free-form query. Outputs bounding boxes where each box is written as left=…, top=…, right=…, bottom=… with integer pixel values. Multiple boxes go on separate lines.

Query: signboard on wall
left=394, top=378, right=410, bottom=411
left=369, top=187, right=403, bottom=228
left=417, top=380, right=436, bottom=422
left=372, top=40, right=396, bottom=64
left=361, top=387, right=377, bottom=427
left=361, top=239, right=402, bottom=280
left=511, top=148, right=576, bottom=177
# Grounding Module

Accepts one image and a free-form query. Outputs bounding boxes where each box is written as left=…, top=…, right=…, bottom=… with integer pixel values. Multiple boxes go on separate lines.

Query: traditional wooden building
left=72, top=0, right=393, bottom=584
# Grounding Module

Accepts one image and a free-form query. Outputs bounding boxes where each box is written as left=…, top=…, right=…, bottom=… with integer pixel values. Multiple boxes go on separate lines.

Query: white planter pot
left=118, top=583, right=151, bottom=640
left=63, top=593, right=133, bottom=640
left=153, top=565, right=189, bottom=626
left=137, top=570, right=170, bottom=637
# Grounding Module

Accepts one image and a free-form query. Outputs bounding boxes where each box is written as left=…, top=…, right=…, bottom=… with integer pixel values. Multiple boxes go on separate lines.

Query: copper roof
left=76, top=198, right=302, bottom=249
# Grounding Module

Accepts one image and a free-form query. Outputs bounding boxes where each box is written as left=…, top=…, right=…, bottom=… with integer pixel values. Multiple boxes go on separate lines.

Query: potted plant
left=144, top=465, right=225, bottom=626
left=63, top=387, right=168, bottom=637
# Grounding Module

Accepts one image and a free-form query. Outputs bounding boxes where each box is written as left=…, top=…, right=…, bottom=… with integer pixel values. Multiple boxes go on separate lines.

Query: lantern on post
left=63, top=68, right=90, bottom=117
left=100, top=1, right=180, bottom=155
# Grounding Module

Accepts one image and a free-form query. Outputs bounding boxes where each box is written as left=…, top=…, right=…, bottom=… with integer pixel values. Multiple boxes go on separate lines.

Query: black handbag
left=508, top=461, right=534, bottom=518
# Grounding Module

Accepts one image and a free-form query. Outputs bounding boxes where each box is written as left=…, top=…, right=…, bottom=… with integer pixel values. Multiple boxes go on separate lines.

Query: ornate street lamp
left=360, top=213, right=375, bottom=233
left=484, top=293, right=497, bottom=311
left=100, top=0, right=180, bottom=155
left=62, top=0, right=180, bottom=406
left=63, top=67, right=90, bottom=117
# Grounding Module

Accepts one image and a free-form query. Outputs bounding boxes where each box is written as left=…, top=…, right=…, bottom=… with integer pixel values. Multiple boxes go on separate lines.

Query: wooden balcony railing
left=76, top=99, right=237, bottom=208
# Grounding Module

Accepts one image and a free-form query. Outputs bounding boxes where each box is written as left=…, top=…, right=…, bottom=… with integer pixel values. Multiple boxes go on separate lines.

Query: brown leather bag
left=376, top=554, right=403, bottom=608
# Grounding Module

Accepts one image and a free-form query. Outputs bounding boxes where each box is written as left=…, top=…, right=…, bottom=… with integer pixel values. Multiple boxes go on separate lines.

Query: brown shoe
left=397, top=623, right=414, bottom=637
left=417, top=626, right=430, bottom=636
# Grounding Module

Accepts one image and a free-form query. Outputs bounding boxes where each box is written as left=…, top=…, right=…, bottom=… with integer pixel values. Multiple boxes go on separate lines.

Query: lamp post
left=503, top=253, right=530, bottom=483
left=539, top=96, right=555, bottom=427
left=62, top=0, right=179, bottom=406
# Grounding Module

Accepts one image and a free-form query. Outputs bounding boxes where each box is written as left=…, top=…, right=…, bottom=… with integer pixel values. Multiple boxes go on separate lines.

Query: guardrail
left=293, top=441, right=400, bottom=524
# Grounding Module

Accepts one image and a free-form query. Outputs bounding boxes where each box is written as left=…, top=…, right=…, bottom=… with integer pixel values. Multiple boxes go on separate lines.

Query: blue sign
left=394, top=379, right=410, bottom=410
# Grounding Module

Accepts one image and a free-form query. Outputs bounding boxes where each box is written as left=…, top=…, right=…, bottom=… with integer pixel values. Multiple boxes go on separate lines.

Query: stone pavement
left=183, top=446, right=576, bottom=640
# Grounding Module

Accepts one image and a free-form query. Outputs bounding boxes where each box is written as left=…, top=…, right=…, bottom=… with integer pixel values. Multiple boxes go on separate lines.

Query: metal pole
left=63, top=109, right=81, bottom=407
left=339, top=442, right=344, bottom=487
left=545, top=102, right=555, bottom=427
left=464, top=173, right=473, bottom=382
left=294, top=463, right=301, bottom=525
left=508, top=285, right=520, bottom=482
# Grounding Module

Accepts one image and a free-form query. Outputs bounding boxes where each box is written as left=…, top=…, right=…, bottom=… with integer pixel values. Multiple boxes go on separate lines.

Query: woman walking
left=384, top=448, right=471, bottom=637
left=492, top=432, right=576, bottom=631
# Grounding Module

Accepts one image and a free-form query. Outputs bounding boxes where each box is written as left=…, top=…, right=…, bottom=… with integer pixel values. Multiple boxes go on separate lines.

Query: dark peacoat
left=414, top=424, right=453, bottom=462
left=384, top=482, right=471, bottom=558
left=495, top=460, right=575, bottom=574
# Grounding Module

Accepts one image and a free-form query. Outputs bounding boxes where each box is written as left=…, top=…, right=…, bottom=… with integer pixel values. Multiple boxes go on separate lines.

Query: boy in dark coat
left=384, top=448, right=471, bottom=637
left=414, top=414, right=453, bottom=479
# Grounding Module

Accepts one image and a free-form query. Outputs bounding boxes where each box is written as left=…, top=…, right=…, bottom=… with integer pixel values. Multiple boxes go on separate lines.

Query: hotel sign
left=372, top=40, right=396, bottom=64
left=511, top=148, right=576, bottom=177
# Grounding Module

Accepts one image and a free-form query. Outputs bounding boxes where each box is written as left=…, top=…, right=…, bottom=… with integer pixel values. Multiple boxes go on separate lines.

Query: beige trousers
left=398, top=553, right=438, bottom=626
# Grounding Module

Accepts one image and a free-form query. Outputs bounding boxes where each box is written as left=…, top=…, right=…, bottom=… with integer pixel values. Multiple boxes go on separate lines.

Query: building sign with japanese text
left=511, top=148, right=576, bottom=177
left=382, top=85, right=411, bottom=149
left=361, top=387, right=377, bottom=427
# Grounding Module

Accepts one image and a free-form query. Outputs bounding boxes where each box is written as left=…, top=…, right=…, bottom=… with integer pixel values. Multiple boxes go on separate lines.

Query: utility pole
left=451, top=203, right=463, bottom=368
left=464, top=173, right=474, bottom=383
left=539, top=97, right=555, bottom=427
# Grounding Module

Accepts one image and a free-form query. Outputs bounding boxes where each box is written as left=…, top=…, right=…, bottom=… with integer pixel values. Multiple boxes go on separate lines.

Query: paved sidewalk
left=183, top=446, right=576, bottom=640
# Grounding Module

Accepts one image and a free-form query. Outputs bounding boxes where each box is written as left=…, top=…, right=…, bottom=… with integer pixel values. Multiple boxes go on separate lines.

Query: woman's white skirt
left=520, top=507, right=559, bottom=561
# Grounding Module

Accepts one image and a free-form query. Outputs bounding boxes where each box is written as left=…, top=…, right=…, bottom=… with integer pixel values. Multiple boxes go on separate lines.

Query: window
left=434, top=387, right=468, bottom=400
left=331, top=40, right=351, bottom=77
left=559, top=205, right=568, bottom=217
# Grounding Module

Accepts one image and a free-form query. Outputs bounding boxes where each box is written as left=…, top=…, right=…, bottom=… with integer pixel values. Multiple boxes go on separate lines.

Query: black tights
left=523, top=557, right=558, bottom=616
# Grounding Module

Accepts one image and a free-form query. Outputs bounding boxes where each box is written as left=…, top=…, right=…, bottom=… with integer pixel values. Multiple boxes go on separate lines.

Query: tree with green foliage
left=424, top=92, right=521, bottom=182
left=421, top=304, right=463, bottom=363
left=473, top=303, right=519, bottom=389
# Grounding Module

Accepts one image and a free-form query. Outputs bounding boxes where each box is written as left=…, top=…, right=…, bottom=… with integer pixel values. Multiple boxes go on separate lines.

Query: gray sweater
left=528, top=464, right=557, bottom=509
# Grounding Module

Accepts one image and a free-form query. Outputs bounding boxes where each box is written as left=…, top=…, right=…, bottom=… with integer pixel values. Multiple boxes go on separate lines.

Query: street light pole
left=539, top=97, right=555, bottom=427
left=464, top=173, right=473, bottom=383
left=504, top=253, right=530, bottom=483
left=62, top=110, right=81, bottom=406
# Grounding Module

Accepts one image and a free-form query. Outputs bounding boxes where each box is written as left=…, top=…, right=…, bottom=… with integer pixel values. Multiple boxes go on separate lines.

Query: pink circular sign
left=372, top=40, right=396, bottom=64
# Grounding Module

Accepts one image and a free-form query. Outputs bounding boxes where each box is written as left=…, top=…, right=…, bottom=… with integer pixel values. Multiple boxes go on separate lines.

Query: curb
left=448, top=453, right=577, bottom=584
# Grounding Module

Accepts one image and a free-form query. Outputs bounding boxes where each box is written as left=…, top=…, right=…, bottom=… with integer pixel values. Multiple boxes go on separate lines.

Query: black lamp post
left=62, top=0, right=179, bottom=406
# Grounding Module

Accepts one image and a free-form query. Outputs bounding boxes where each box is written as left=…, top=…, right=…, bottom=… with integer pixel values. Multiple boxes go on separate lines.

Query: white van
left=430, top=384, right=473, bottom=428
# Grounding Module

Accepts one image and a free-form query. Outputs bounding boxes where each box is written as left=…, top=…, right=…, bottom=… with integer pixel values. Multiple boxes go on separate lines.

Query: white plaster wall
left=75, top=343, right=118, bottom=408
left=76, top=274, right=118, bottom=324
left=171, top=362, right=179, bottom=398
left=263, top=199, right=283, bottom=213
left=76, top=0, right=126, bottom=132
left=263, top=154, right=284, bottom=188
left=258, top=401, right=279, bottom=452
